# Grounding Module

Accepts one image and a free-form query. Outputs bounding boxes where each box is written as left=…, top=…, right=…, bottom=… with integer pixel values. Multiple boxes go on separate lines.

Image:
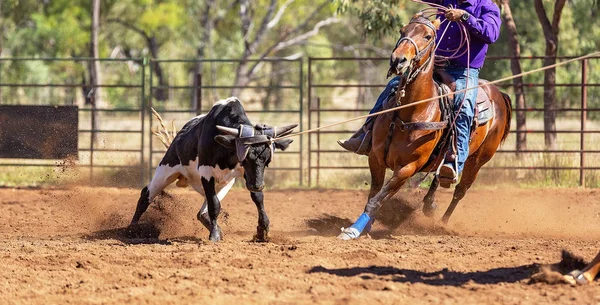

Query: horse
left=565, top=251, right=600, bottom=285
left=338, top=15, right=512, bottom=240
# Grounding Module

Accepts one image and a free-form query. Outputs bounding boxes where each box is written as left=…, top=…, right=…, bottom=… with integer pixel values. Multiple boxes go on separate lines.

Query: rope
left=277, top=51, right=600, bottom=140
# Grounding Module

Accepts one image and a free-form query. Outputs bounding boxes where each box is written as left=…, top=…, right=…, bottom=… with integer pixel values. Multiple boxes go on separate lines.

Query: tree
left=497, top=0, right=527, bottom=153
left=534, top=0, right=567, bottom=150
left=230, top=0, right=339, bottom=96
left=107, top=1, right=184, bottom=101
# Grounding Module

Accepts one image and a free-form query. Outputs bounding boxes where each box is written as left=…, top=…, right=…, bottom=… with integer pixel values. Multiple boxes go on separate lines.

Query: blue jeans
left=446, top=68, right=479, bottom=174
left=367, top=69, right=479, bottom=175
left=366, top=76, right=402, bottom=125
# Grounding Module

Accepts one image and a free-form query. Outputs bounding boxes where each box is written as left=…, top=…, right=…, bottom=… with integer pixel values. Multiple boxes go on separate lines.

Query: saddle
left=434, top=70, right=495, bottom=127
left=418, top=71, right=496, bottom=175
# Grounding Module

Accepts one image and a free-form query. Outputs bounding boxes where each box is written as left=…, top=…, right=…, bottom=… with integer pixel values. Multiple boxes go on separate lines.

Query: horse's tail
left=500, top=92, right=512, bottom=144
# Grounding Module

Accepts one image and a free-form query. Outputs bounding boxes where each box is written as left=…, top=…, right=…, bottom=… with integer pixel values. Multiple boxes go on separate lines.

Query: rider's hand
left=445, top=8, right=467, bottom=22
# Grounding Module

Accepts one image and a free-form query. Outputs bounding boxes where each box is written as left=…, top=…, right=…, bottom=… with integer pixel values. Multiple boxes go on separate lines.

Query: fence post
left=298, top=58, right=304, bottom=186
left=140, top=58, right=146, bottom=186
left=196, top=73, right=202, bottom=115
left=0, top=59, right=2, bottom=104
left=316, top=97, right=321, bottom=187
left=580, top=59, right=588, bottom=187
left=148, top=58, right=154, bottom=182
left=307, top=58, right=312, bottom=187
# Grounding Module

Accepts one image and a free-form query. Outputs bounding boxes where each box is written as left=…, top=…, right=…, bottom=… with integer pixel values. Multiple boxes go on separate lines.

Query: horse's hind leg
left=441, top=152, right=490, bottom=224
left=422, top=178, right=439, bottom=218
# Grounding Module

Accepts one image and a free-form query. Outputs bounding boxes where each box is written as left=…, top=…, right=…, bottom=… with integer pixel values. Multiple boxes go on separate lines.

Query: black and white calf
left=130, top=97, right=297, bottom=242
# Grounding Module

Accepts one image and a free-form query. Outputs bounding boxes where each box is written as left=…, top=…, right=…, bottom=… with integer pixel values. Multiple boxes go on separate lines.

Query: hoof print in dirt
left=125, top=223, right=161, bottom=239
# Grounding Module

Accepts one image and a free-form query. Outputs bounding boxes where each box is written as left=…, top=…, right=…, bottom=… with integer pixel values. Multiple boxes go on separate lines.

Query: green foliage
left=334, top=0, right=413, bottom=39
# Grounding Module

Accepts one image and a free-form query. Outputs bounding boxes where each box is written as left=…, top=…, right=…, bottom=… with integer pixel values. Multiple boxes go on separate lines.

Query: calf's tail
left=151, top=107, right=178, bottom=148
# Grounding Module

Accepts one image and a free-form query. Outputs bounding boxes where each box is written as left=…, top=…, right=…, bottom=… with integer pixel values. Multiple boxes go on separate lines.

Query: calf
left=130, top=97, right=297, bottom=242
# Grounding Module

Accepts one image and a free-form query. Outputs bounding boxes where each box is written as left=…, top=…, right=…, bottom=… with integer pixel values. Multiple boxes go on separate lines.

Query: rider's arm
left=462, top=4, right=501, bottom=44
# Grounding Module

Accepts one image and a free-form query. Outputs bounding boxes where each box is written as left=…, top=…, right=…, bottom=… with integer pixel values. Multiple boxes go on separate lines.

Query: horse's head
left=389, top=13, right=440, bottom=77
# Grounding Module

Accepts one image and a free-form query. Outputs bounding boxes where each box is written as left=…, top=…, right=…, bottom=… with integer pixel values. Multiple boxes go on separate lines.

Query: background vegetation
left=0, top=0, right=599, bottom=188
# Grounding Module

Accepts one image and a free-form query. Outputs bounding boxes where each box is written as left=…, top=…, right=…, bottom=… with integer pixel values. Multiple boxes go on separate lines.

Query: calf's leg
left=130, top=166, right=179, bottom=225
left=197, top=177, right=236, bottom=231
left=201, top=177, right=222, bottom=242
left=251, top=191, right=270, bottom=242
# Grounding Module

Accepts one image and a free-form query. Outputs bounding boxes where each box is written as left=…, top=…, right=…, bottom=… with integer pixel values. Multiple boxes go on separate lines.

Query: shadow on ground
left=84, top=223, right=172, bottom=245
left=308, top=264, right=536, bottom=286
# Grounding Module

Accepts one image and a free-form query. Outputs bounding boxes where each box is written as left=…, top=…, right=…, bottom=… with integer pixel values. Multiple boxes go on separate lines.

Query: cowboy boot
left=337, top=122, right=373, bottom=156
left=437, top=136, right=458, bottom=188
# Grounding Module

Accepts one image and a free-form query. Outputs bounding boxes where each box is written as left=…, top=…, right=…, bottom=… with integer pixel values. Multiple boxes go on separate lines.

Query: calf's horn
left=274, top=124, right=298, bottom=137
left=216, top=125, right=239, bottom=136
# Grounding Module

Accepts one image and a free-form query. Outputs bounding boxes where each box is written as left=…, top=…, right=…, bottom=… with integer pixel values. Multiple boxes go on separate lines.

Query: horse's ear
left=400, top=25, right=407, bottom=34
left=412, top=12, right=424, bottom=19
left=432, top=18, right=441, bottom=30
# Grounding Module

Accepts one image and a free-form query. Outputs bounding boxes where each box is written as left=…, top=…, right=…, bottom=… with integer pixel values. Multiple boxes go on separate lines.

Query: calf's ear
left=214, top=135, right=236, bottom=148
left=274, top=138, right=293, bottom=151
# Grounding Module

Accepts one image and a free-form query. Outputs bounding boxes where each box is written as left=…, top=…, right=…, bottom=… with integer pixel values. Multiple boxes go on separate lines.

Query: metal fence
left=147, top=58, right=304, bottom=186
left=0, top=57, right=146, bottom=186
left=1, top=56, right=599, bottom=188
left=307, top=56, right=600, bottom=187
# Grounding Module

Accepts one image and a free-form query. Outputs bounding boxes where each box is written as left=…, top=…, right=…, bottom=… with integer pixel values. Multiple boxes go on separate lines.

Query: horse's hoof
left=564, top=270, right=590, bottom=285
left=337, top=227, right=360, bottom=240
left=423, top=203, right=437, bottom=218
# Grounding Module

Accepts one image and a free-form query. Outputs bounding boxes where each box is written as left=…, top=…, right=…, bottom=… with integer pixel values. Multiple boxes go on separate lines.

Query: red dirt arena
left=1, top=186, right=599, bottom=304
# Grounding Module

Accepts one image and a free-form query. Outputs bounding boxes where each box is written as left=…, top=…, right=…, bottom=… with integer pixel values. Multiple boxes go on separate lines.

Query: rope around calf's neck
left=275, top=51, right=600, bottom=140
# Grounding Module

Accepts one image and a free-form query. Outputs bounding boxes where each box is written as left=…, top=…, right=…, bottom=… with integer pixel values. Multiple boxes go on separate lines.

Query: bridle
left=390, top=16, right=438, bottom=94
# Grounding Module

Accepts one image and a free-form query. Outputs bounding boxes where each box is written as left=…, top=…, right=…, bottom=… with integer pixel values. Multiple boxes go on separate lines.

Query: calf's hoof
left=209, top=226, right=222, bottom=242
left=253, top=226, right=269, bottom=242
left=197, top=211, right=211, bottom=231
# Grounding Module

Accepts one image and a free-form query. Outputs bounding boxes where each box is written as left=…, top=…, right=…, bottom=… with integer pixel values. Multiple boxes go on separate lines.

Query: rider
left=338, top=0, right=501, bottom=185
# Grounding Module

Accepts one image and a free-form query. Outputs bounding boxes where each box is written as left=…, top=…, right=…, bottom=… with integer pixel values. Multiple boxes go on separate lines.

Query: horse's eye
left=425, top=35, right=432, bottom=40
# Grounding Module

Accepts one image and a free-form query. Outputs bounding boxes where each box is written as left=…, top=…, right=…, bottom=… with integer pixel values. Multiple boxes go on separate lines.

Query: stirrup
left=436, top=163, right=457, bottom=189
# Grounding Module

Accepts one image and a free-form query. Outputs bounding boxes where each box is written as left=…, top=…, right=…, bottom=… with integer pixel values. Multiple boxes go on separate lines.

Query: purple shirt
left=423, top=0, right=501, bottom=68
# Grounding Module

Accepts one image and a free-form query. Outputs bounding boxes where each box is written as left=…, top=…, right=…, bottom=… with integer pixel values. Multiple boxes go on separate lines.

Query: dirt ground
left=1, top=186, right=600, bottom=305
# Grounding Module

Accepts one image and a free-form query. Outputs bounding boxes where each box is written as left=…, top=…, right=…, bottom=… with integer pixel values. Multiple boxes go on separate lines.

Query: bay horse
left=565, top=250, right=600, bottom=285
left=338, top=15, right=512, bottom=240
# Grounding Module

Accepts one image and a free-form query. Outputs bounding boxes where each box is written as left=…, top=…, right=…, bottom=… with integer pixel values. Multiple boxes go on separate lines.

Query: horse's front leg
left=250, top=191, right=270, bottom=242
left=338, top=163, right=417, bottom=240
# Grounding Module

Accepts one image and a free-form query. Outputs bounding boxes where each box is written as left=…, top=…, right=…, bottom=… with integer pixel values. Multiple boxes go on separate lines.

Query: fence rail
left=307, top=56, right=600, bottom=187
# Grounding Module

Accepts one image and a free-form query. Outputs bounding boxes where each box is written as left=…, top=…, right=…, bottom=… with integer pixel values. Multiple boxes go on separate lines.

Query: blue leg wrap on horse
left=350, top=213, right=372, bottom=234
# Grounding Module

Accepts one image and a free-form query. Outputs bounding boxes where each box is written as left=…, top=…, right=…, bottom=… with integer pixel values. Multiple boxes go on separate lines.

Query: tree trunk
left=534, top=0, right=566, bottom=150
left=191, top=0, right=215, bottom=110
left=90, top=0, right=102, bottom=142
left=148, top=37, right=167, bottom=101
left=499, top=0, right=526, bottom=153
